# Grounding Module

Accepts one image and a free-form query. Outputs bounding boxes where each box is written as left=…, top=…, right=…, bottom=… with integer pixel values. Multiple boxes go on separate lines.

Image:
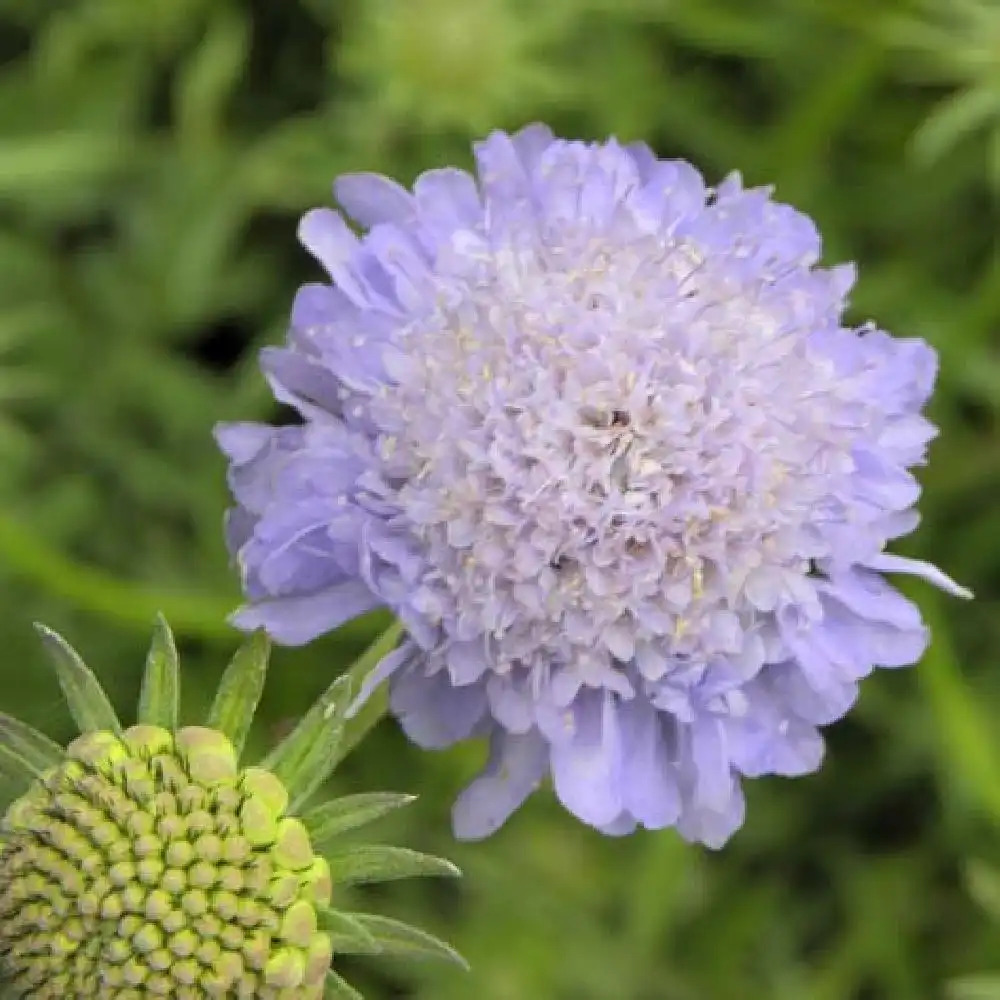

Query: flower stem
left=332, top=620, right=403, bottom=769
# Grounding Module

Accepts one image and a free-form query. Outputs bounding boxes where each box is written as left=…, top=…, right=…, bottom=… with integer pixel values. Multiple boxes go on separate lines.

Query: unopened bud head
left=0, top=725, right=332, bottom=998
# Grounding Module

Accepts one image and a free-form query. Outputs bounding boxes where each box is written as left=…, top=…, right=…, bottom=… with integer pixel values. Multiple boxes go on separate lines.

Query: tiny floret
left=218, top=125, right=970, bottom=847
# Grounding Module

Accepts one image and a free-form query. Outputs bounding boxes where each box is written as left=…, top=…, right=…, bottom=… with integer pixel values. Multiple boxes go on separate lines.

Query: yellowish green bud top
left=0, top=725, right=332, bottom=999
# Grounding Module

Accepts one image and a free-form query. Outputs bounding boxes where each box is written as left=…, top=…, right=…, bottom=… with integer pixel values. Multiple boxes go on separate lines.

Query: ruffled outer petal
left=617, top=695, right=682, bottom=829
left=453, top=728, right=549, bottom=840
left=232, top=581, right=380, bottom=646
left=389, top=666, right=488, bottom=749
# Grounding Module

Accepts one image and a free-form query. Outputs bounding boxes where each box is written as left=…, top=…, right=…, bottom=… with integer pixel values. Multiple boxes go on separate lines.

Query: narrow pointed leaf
left=0, top=711, right=62, bottom=776
left=324, top=970, right=364, bottom=1000
left=302, top=792, right=417, bottom=845
left=206, top=630, right=270, bottom=759
left=261, top=672, right=352, bottom=812
left=34, top=624, right=120, bottom=736
left=0, top=742, right=45, bottom=788
left=342, top=913, right=468, bottom=969
left=0, top=711, right=61, bottom=792
left=325, top=845, right=461, bottom=886
left=332, top=621, right=403, bottom=771
left=137, top=614, right=180, bottom=730
left=316, top=906, right=379, bottom=952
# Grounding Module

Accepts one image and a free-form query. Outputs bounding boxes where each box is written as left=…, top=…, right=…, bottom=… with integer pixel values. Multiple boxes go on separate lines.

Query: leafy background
left=1, top=0, right=999, bottom=997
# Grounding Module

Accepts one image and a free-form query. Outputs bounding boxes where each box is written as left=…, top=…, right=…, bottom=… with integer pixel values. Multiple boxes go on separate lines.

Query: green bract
left=0, top=618, right=464, bottom=1000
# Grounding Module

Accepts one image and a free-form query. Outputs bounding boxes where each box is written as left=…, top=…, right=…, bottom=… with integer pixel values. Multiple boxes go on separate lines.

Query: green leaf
left=34, top=624, right=121, bottom=736
left=261, top=672, right=351, bottom=813
left=325, top=845, right=461, bottom=887
left=914, top=591, right=1000, bottom=827
left=137, top=614, right=180, bottom=731
left=967, top=860, right=1000, bottom=921
left=331, top=913, right=468, bottom=969
left=0, top=983, right=33, bottom=1000
left=302, top=792, right=417, bottom=845
left=324, top=969, right=364, bottom=1000
left=988, top=125, right=1000, bottom=192
left=0, top=745, right=38, bottom=790
left=0, top=132, right=129, bottom=197
left=0, top=711, right=63, bottom=783
left=175, top=8, right=250, bottom=144
left=206, top=630, right=270, bottom=760
left=316, top=906, right=379, bottom=952
left=0, top=516, right=236, bottom=640
left=912, top=84, right=1000, bottom=165
left=948, top=974, right=1000, bottom=1000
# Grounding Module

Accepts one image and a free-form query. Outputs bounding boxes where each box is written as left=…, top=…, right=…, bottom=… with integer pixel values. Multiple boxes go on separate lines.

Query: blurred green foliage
left=1, top=0, right=999, bottom=997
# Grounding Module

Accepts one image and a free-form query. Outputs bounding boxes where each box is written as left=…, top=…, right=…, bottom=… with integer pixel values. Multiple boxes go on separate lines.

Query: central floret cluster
left=0, top=725, right=331, bottom=999
left=376, top=181, right=865, bottom=686
left=220, top=124, right=968, bottom=847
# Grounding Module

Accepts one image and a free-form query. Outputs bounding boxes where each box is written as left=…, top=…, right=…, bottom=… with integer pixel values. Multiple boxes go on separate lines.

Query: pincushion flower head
left=218, top=124, right=971, bottom=848
left=0, top=620, right=463, bottom=999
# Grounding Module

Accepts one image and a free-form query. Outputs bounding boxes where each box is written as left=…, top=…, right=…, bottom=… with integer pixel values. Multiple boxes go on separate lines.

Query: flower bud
left=0, top=725, right=330, bottom=997
left=0, top=621, right=463, bottom=998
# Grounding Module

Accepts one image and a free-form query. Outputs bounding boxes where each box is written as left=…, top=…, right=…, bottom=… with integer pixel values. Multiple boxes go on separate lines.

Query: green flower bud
left=0, top=724, right=330, bottom=998
left=0, top=621, right=463, bottom=999
left=341, top=0, right=569, bottom=134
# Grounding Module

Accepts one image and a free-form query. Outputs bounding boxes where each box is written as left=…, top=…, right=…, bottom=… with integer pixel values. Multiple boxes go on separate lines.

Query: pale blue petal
left=452, top=728, right=548, bottom=840
left=232, top=580, right=380, bottom=646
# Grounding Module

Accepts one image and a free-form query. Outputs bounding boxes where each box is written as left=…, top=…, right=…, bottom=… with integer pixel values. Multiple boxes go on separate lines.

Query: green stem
left=0, top=514, right=395, bottom=650
left=0, top=514, right=235, bottom=639
left=332, top=620, right=403, bottom=769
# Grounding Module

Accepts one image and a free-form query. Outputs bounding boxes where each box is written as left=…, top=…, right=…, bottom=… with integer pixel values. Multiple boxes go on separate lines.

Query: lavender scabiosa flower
left=218, top=125, right=970, bottom=848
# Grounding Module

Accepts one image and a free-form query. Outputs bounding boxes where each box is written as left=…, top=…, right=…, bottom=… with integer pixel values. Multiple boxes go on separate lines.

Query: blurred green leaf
left=967, top=860, right=1000, bottom=921
left=0, top=132, right=130, bottom=196
left=174, top=7, right=249, bottom=146
left=912, top=85, right=1000, bottom=164
left=0, top=515, right=236, bottom=639
left=949, top=975, right=1000, bottom=1000
left=914, top=590, right=1000, bottom=826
